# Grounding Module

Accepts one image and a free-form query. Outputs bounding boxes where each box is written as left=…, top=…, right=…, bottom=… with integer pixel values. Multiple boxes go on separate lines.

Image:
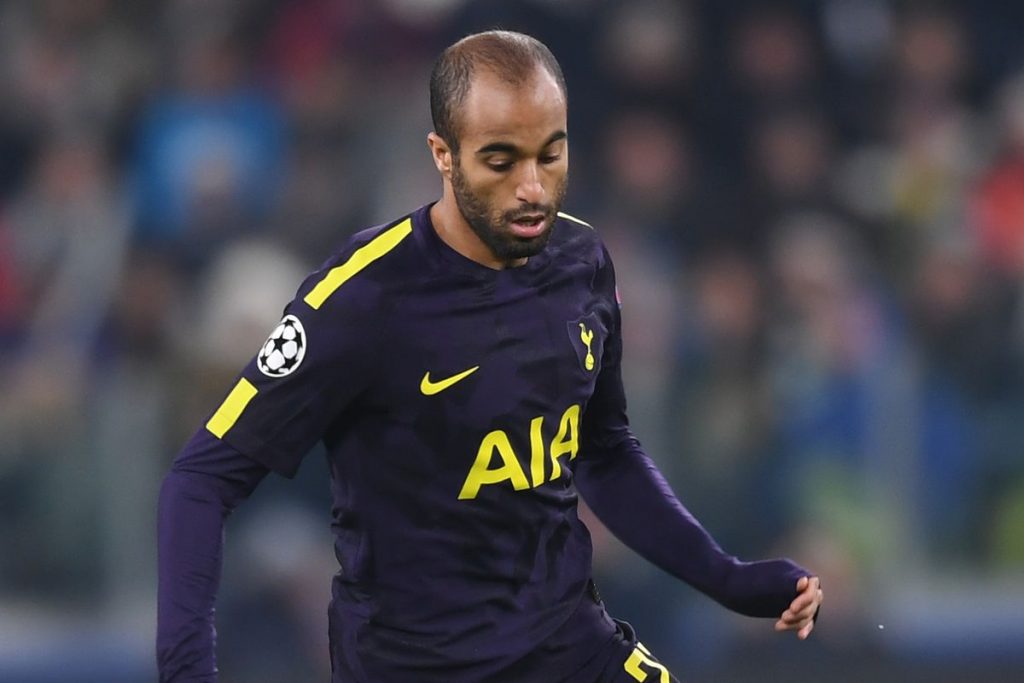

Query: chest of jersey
left=335, top=255, right=613, bottom=502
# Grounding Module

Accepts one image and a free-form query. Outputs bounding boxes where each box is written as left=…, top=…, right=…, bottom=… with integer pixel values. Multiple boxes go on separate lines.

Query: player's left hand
left=774, top=575, right=822, bottom=640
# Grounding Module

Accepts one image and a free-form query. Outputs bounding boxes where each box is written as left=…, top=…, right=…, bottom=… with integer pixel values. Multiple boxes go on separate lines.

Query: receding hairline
left=430, top=30, right=568, bottom=149
left=447, top=30, right=561, bottom=82
left=469, top=59, right=564, bottom=92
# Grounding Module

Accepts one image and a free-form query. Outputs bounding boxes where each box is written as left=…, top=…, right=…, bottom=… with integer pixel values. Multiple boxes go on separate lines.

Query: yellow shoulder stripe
left=304, top=218, right=413, bottom=310
left=207, top=378, right=258, bottom=438
left=556, top=211, right=593, bottom=229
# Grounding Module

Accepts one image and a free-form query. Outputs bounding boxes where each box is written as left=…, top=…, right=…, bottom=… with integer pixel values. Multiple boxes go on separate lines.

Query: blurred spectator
left=740, top=105, right=846, bottom=256
left=0, top=0, right=154, bottom=185
left=598, top=108, right=701, bottom=254
left=707, top=4, right=824, bottom=172
left=821, top=0, right=892, bottom=79
left=991, top=478, right=1024, bottom=568
left=760, top=212, right=911, bottom=627
left=670, top=249, right=777, bottom=550
left=599, top=0, right=699, bottom=106
left=891, top=5, right=971, bottom=104
left=133, top=25, right=285, bottom=266
left=971, top=72, right=1024, bottom=277
left=2, top=131, right=130, bottom=419
left=731, top=5, right=819, bottom=101
left=0, top=221, right=25, bottom=347
left=217, top=503, right=335, bottom=683
left=766, top=211, right=977, bottom=564
left=910, top=236, right=1016, bottom=401
left=752, top=108, right=834, bottom=207
left=90, top=248, right=186, bottom=607
left=0, top=129, right=130, bottom=594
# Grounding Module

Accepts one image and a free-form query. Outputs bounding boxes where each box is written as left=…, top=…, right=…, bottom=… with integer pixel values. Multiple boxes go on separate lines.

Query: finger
left=787, top=577, right=821, bottom=615
left=780, top=610, right=813, bottom=630
left=788, top=593, right=813, bottom=615
left=782, top=598, right=822, bottom=627
left=790, top=605, right=818, bottom=625
left=798, top=620, right=815, bottom=640
left=787, top=590, right=816, bottom=616
left=798, top=591, right=823, bottom=617
left=782, top=607, right=806, bottom=622
left=777, top=608, right=811, bottom=627
left=775, top=614, right=814, bottom=634
left=778, top=610, right=802, bottom=626
left=792, top=593, right=824, bottom=624
left=796, top=576, right=809, bottom=592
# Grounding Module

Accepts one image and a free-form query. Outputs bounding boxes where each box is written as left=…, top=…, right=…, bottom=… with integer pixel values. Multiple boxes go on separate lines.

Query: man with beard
left=157, top=30, right=822, bottom=683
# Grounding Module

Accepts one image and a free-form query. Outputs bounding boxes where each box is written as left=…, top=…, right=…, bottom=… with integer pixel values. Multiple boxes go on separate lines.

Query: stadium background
left=1, top=0, right=1023, bottom=680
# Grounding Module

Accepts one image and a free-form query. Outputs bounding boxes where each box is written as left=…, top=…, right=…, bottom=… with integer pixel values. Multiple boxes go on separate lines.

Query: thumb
left=796, top=576, right=809, bottom=592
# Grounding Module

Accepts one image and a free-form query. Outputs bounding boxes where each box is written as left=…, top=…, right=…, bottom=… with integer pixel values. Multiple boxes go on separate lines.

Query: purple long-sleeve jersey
left=157, top=205, right=810, bottom=682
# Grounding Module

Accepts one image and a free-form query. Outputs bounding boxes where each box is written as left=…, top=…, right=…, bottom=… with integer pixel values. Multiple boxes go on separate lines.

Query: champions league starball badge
left=257, top=314, right=307, bottom=377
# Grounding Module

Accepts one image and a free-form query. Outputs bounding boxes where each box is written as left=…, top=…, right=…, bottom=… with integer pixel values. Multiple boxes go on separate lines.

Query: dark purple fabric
left=157, top=430, right=268, bottom=682
left=156, top=206, right=814, bottom=682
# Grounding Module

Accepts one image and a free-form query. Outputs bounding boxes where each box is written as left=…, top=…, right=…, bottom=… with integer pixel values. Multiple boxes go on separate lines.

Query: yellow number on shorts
left=624, top=642, right=671, bottom=682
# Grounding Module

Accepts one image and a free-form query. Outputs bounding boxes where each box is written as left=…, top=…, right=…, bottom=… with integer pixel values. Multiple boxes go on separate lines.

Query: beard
left=450, top=160, right=567, bottom=264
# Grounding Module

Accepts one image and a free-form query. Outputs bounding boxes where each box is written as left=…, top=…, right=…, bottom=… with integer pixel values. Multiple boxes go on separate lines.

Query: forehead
left=458, top=67, right=567, bottom=147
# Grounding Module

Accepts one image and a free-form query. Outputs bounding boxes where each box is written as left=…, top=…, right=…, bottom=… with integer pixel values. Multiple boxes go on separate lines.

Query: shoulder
left=548, top=210, right=613, bottom=271
left=298, top=213, right=421, bottom=315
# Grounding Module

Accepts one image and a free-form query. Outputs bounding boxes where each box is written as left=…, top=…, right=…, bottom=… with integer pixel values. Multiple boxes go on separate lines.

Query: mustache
left=503, top=204, right=555, bottom=222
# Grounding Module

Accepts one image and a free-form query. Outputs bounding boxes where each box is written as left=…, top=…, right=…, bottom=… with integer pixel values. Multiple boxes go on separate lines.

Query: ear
left=427, top=132, right=454, bottom=178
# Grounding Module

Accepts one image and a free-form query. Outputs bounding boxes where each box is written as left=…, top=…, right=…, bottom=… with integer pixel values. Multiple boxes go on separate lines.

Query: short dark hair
left=429, top=30, right=567, bottom=153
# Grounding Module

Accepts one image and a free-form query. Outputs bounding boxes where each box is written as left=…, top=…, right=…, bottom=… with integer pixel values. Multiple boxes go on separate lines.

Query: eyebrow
left=475, top=130, right=567, bottom=156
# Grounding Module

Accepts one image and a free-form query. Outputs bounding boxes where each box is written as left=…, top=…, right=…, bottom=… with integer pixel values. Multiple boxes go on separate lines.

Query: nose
left=515, top=162, right=545, bottom=204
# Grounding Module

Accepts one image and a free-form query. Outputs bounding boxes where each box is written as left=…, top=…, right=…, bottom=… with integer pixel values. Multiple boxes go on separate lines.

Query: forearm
left=575, top=439, right=807, bottom=618
left=157, top=470, right=227, bottom=682
left=156, top=431, right=268, bottom=682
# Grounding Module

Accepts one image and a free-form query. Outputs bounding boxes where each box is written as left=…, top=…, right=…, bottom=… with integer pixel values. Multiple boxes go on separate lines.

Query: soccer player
left=157, top=30, right=822, bottom=682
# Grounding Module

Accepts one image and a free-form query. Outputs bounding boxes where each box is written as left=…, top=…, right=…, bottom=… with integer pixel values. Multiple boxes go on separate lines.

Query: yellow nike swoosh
left=420, top=366, right=480, bottom=395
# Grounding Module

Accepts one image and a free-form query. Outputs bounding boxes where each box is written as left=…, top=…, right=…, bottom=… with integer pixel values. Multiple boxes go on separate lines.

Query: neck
left=430, top=189, right=524, bottom=270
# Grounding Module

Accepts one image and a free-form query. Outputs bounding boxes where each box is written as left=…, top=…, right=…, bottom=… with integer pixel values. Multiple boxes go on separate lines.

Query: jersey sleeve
left=575, top=243, right=812, bottom=618
left=202, top=248, right=384, bottom=478
left=157, top=430, right=269, bottom=682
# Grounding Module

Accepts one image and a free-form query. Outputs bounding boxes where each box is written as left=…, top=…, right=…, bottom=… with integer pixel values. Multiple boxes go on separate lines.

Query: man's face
left=448, top=67, right=569, bottom=264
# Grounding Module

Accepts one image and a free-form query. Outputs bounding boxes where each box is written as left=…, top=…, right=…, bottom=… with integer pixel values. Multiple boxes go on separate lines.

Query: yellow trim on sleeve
left=206, top=378, right=258, bottom=438
left=303, top=218, right=413, bottom=310
left=556, top=211, right=593, bottom=229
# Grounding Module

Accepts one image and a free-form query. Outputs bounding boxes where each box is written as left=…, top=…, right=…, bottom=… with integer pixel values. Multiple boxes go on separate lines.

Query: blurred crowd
left=2, top=0, right=1024, bottom=680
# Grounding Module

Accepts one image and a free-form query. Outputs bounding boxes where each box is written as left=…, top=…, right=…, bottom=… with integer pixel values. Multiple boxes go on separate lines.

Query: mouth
left=508, top=213, right=548, bottom=239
